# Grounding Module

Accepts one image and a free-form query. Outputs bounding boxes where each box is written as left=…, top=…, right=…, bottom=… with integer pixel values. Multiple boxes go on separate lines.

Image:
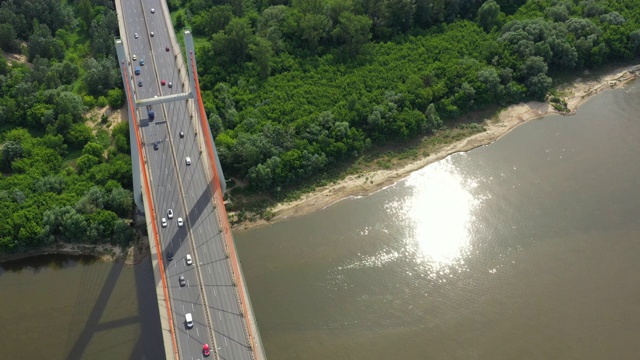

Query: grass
left=95, top=129, right=111, bottom=148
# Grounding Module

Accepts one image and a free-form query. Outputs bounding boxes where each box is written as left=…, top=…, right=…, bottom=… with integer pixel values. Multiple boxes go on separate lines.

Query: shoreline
left=0, top=237, right=151, bottom=265
left=234, top=63, right=640, bottom=231
left=2, top=64, right=639, bottom=262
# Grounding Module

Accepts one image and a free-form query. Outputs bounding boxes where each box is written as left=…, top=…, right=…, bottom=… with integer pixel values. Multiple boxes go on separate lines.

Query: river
left=0, top=255, right=163, bottom=359
left=2, top=79, right=639, bottom=359
left=235, top=79, right=640, bottom=359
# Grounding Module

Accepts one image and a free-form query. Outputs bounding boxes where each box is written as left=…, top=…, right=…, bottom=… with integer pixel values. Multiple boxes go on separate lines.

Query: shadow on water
left=64, top=256, right=164, bottom=359
left=131, top=256, right=164, bottom=360
left=0, top=253, right=164, bottom=359
left=65, top=261, right=126, bottom=360
left=0, top=254, right=97, bottom=275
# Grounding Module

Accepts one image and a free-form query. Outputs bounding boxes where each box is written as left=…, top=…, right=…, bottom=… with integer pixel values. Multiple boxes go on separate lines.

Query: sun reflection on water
left=386, top=157, right=482, bottom=274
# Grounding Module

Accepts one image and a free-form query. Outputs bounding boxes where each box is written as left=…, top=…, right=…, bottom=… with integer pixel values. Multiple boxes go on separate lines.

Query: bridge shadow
left=65, top=258, right=163, bottom=360
left=160, top=177, right=218, bottom=259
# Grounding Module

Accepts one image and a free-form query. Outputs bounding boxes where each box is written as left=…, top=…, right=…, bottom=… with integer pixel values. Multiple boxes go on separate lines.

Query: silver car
left=185, top=157, right=191, bottom=165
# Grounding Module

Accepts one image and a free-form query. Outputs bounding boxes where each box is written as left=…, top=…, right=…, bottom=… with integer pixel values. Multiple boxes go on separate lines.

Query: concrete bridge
left=113, top=1, right=266, bottom=359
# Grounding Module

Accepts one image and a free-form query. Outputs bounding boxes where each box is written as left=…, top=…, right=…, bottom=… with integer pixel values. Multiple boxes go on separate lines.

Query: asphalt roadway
left=121, top=1, right=254, bottom=359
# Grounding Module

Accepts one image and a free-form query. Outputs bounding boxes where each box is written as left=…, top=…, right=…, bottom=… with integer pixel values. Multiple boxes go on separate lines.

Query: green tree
left=84, top=57, right=117, bottom=96
left=56, top=91, right=87, bottom=122
left=77, top=0, right=93, bottom=29
left=34, top=175, right=65, bottom=194
left=76, top=154, right=101, bottom=174
left=332, top=12, right=372, bottom=58
left=107, top=88, right=124, bottom=109
left=82, top=142, right=105, bottom=159
left=1, top=141, right=24, bottom=171
left=112, top=219, right=134, bottom=246
left=526, top=73, right=552, bottom=100
left=249, top=36, right=273, bottom=80
left=108, top=186, right=133, bottom=217
left=66, top=123, right=94, bottom=149
left=477, top=0, right=501, bottom=32
left=212, top=17, right=254, bottom=65
left=28, top=22, right=64, bottom=61
left=0, top=23, right=18, bottom=51
left=299, top=13, right=330, bottom=55
left=424, top=103, right=442, bottom=132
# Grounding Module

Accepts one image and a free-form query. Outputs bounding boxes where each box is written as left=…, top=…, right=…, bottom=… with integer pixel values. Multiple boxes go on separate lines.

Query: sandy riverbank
left=234, top=64, right=640, bottom=230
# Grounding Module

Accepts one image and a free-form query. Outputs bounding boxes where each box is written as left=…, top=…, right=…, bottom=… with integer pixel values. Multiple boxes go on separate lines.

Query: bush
left=107, top=88, right=124, bottom=109
left=83, top=95, right=96, bottom=109
left=96, top=96, right=108, bottom=107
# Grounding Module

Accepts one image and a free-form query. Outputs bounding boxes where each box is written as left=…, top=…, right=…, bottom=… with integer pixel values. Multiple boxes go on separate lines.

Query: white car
left=167, top=209, right=173, bottom=219
left=161, top=217, right=167, bottom=227
left=177, top=217, right=184, bottom=227
left=134, top=32, right=138, bottom=39
left=150, top=31, right=154, bottom=37
left=132, top=54, right=137, bottom=61
left=185, top=157, right=191, bottom=165
left=151, top=8, right=155, bottom=13
left=185, top=254, right=193, bottom=265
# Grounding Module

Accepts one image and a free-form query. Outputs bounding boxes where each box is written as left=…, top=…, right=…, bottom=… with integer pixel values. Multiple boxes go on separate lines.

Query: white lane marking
left=208, top=265, right=211, bottom=274
left=182, top=305, right=185, bottom=313
left=224, top=337, right=228, bottom=346
left=213, top=288, right=216, bottom=297
left=186, top=280, right=189, bottom=287
left=196, top=327, right=199, bottom=337
left=218, top=312, right=222, bottom=320
left=192, top=303, right=195, bottom=311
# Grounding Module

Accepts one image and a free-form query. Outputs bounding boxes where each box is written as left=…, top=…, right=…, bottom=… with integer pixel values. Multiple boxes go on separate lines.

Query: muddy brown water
left=235, top=79, right=640, bottom=360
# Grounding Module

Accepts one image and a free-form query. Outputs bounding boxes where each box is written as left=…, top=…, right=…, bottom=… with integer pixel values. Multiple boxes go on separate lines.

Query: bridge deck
left=114, top=1, right=266, bottom=359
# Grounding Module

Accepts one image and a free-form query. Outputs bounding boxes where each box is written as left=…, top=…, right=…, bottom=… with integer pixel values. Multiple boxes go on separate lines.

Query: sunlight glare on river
left=388, top=157, right=482, bottom=275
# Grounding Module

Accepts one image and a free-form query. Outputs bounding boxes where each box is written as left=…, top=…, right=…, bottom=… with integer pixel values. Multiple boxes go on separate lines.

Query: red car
left=165, top=46, right=170, bottom=52
left=161, top=80, right=166, bottom=86
left=203, top=343, right=210, bottom=357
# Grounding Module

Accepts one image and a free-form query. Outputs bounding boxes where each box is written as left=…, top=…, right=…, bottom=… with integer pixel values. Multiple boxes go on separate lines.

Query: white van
left=185, top=313, right=193, bottom=328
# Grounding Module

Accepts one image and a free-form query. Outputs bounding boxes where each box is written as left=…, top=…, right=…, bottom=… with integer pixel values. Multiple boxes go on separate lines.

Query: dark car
left=165, top=46, right=170, bottom=52
left=153, top=143, right=158, bottom=150
left=179, top=275, right=186, bottom=287
left=168, top=82, right=173, bottom=88
left=140, top=59, right=145, bottom=66
left=179, top=131, right=184, bottom=138
left=166, top=250, right=173, bottom=261
left=138, top=80, right=142, bottom=87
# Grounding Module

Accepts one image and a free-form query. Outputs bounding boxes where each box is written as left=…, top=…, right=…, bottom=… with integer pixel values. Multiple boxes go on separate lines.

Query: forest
left=1, top=0, right=640, bottom=253
left=168, top=0, right=640, bottom=194
left=0, top=0, right=133, bottom=253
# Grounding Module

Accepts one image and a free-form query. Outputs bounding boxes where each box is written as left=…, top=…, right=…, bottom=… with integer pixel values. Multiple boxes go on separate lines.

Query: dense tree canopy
left=165, top=0, right=640, bottom=194
left=0, top=0, right=130, bottom=254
